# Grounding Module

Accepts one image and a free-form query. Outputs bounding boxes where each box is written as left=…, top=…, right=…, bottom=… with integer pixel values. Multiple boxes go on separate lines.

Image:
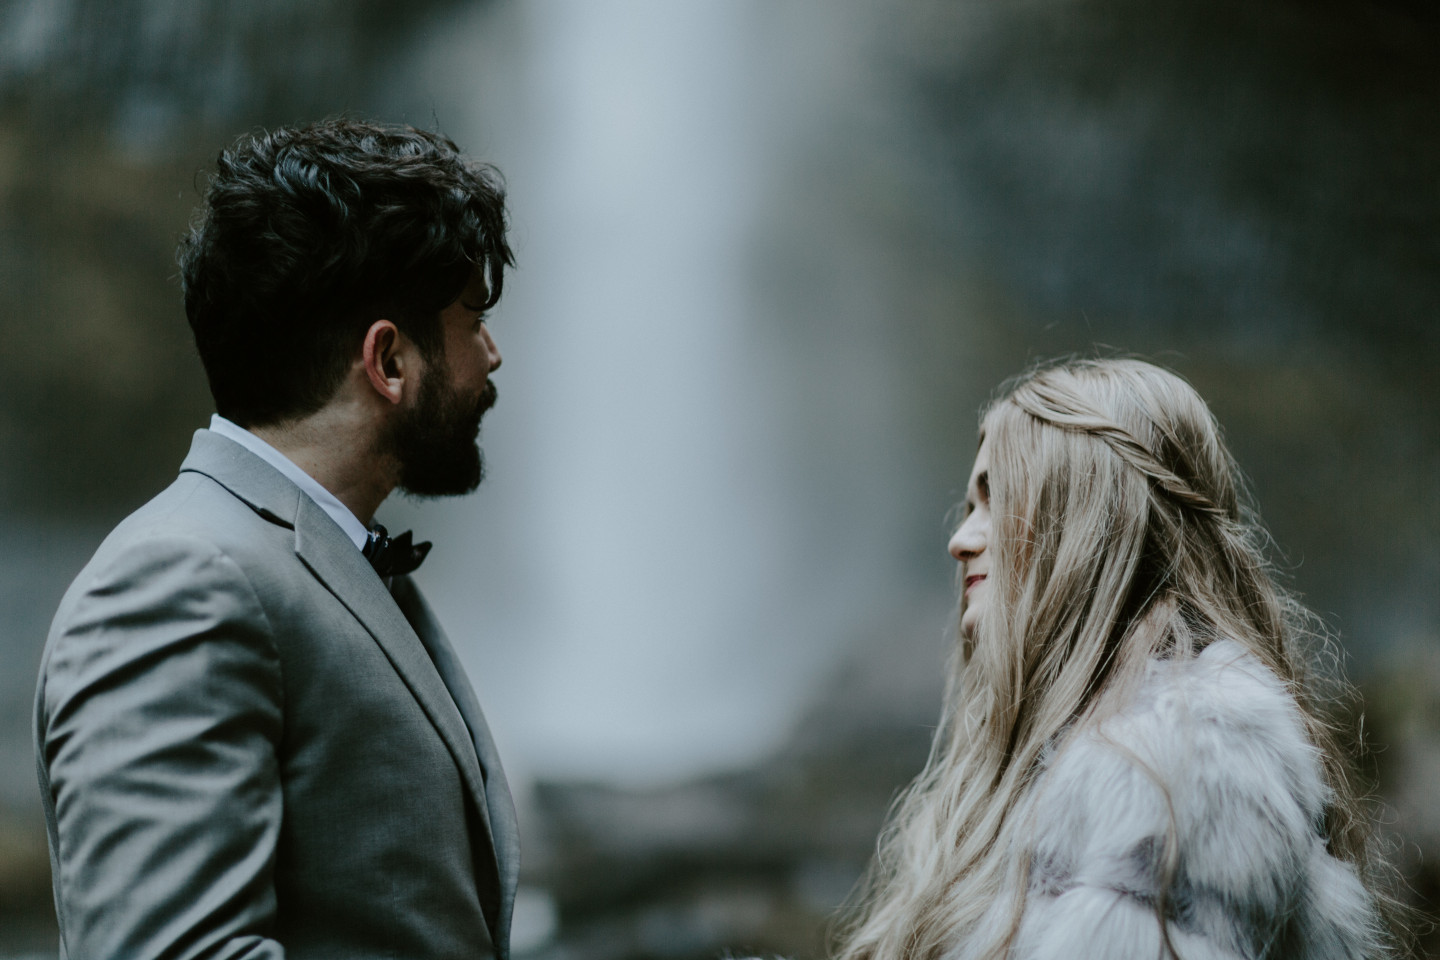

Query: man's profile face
left=391, top=272, right=502, bottom=497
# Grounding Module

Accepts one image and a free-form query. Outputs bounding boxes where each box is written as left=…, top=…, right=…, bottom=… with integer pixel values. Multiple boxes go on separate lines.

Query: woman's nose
left=949, top=515, right=985, bottom=561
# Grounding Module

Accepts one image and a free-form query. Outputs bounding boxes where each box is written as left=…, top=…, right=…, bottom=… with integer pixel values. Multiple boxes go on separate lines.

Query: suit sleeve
left=38, top=535, right=286, bottom=959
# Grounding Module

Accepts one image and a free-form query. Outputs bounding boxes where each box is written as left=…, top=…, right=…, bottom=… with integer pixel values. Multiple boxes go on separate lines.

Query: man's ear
left=361, top=320, right=410, bottom=406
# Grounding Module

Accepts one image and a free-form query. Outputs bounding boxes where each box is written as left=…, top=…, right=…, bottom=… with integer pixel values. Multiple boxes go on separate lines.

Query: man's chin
left=396, top=443, right=484, bottom=499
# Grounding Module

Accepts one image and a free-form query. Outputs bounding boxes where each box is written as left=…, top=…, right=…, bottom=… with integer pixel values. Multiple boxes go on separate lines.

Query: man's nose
left=482, top=324, right=502, bottom=372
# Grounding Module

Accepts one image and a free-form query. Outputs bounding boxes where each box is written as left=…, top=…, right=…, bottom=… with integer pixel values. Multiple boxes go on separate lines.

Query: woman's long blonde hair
left=835, top=358, right=1395, bottom=960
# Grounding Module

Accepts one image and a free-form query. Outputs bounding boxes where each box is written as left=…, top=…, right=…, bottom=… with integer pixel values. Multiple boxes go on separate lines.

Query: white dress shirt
left=208, top=414, right=370, bottom=552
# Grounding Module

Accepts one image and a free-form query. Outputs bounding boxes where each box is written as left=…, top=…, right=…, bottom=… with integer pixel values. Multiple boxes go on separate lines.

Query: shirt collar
left=208, top=414, right=371, bottom=552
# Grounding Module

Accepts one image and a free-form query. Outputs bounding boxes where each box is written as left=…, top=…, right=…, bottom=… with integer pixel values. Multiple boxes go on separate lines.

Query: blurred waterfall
left=379, top=0, right=944, bottom=788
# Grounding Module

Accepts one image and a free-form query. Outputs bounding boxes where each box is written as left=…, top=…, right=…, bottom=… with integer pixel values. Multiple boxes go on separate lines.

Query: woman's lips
left=964, top=574, right=987, bottom=595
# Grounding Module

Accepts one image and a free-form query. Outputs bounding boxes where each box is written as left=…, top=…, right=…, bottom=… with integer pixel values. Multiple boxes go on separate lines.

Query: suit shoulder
left=43, top=480, right=284, bottom=711
left=104, top=470, right=285, bottom=552
left=62, top=473, right=292, bottom=606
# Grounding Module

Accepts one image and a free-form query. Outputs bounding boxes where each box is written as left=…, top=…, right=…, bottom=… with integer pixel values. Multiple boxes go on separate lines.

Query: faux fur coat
left=952, top=640, right=1384, bottom=960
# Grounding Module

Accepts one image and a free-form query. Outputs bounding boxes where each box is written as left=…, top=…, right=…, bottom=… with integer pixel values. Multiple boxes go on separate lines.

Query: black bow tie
left=363, top=524, right=432, bottom=579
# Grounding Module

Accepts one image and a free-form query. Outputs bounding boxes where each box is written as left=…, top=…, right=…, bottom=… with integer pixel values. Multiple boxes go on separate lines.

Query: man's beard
left=390, top=362, right=496, bottom=498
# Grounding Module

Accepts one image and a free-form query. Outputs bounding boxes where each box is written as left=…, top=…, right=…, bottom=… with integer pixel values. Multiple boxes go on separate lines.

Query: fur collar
left=953, top=640, right=1383, bottom=960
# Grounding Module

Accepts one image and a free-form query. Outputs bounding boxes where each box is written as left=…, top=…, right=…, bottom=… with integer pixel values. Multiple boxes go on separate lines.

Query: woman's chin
left=961, top=597, right=985, bottom=630
left=960, top=607, right=980, bottom=652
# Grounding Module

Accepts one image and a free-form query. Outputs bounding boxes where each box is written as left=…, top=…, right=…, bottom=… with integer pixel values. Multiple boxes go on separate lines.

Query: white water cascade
left=381, top=0, right=944, bottom=790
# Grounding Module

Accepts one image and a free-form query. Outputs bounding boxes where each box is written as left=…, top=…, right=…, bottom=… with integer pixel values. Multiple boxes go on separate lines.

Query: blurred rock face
left=891, top=0, right=1439, bottom=351
left=1, top=0, right=1437, bottom=956
left=523, top=605, right=952, bottom=960
left=848, top=0, right=1440, bottom=665
left=0, top=0, right=477, bottom=516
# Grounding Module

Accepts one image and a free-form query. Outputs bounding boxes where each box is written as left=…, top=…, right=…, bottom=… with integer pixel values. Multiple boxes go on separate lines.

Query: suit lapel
left=179, top=431, right=504, bottom=914
left=289, top=496, right=496, bottom=828
left=391, top=576, right=520, bottom=954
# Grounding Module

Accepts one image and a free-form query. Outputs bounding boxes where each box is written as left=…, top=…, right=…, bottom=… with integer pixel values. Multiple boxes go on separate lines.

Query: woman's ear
left=361, top=319, right=407, bottom=405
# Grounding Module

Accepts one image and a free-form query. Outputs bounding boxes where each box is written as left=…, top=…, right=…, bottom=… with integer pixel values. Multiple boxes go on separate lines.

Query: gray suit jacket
left=34, top=430, right=520, bottom=959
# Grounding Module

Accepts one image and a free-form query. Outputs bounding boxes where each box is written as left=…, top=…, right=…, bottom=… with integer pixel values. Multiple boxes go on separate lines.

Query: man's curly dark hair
left=178, top=118, right=514, bottom=427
